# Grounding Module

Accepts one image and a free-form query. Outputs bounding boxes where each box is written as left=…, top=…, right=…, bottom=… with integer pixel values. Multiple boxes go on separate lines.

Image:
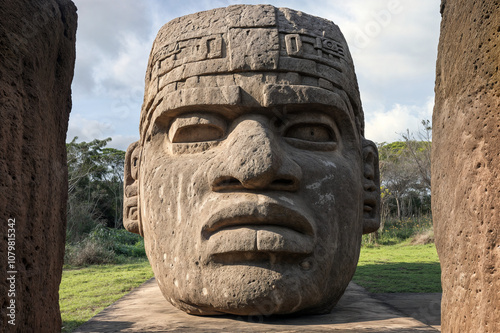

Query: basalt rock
left=124, top=5, right=380, bottom=316
left=0, top=0, right=77, bottom=331
left=433, top=1, right=500, bottom=332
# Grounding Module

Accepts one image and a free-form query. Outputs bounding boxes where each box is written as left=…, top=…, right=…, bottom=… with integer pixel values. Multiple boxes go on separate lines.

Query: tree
left=66, top=137, right=125, bottom=242
left=401, top=119, right=431, bottom=190
left=379, top=141, right=420, bottom=220
left=98, top=147, right=125, bottom=228
left=378, top=120, right=432, bottom=221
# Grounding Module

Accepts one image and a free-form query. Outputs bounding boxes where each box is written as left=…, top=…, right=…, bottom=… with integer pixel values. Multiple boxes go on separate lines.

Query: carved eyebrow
left=279, top=111, right=335, bottom=126
left=262, top=84, right=355, bottom=124
left=143, top=86, right=241, bottom=141
left=168, top=113, right=227, bottom=142
left=145, top=85, right=359, bottom=143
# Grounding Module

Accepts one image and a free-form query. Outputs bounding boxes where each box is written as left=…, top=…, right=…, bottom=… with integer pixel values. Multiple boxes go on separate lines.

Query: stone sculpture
left=433, top=1, right=499, bottom=331
left=0, top=0, right=77, bottom=331
left=124, top=5, right=380, bottom=316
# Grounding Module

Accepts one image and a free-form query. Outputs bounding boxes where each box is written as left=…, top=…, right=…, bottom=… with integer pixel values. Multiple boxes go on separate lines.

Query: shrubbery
left=65, top=238, right=115, bottom=266
left=64, top=138, right=147, bottom=266
left=362, top=215, right=433, bottom=246
left=65, top=225, right=146, bottom=266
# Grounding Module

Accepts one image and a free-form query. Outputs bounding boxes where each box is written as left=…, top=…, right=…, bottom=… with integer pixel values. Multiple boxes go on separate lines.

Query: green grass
left=353, top=242, right=441, bottom=293
left=59, top=258, right=154, bottom=333
left=59, top=242, right=441, bottom=332
left=362, top=216, right=433, bottom=246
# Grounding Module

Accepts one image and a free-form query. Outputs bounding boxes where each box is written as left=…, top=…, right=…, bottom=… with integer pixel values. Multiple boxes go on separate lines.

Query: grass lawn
left=353, top=243, right=441, bottom=293
left=59, top=243, right=441, bottom=332
left=59, top=258, right=154, bottom=333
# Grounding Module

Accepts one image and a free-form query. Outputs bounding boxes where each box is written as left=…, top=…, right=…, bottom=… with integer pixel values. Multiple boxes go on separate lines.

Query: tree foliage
left=66, top=137, right=125, bottom=243
left=401, top=119, right=431, bottom=190
left=378, top=121, right=432, bottom=226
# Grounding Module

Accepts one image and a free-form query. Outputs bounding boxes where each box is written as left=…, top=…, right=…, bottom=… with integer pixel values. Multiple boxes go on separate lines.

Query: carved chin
left=159, top=264, right=327, bottom=316
left=150, top=234, right=358, bottom=316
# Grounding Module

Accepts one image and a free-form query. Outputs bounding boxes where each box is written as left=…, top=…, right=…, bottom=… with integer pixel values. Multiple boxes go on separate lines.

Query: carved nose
left=212, top=118, right=301, bottom=192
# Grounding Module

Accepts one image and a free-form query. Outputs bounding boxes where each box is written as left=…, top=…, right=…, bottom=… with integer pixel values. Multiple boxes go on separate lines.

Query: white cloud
left=365, top=96, right=434, bottom=144
left=67, top=114, right=113, bottom=142
left=72, top=0, right=154, bottom=97
left=92, top=33, right=150, bottom=97
left=69, top=0, right=441, bottom=145
left=107, top=135, right=140, bottom=151
left=67, top=114, right=138, bottom=151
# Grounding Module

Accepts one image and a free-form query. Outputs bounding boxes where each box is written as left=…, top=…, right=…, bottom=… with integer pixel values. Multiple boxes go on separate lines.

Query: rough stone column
left=432, top=1, right=499, bottom=332
left=0, top=0, right=77, bottom=332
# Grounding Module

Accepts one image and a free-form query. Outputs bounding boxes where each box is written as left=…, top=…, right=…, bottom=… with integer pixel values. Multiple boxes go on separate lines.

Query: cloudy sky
left=69, top=0, right=441, bottom=150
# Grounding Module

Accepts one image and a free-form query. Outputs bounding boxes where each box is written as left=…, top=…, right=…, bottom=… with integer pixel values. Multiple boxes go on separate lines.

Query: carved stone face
left=123, top=5, right=380, bottom=316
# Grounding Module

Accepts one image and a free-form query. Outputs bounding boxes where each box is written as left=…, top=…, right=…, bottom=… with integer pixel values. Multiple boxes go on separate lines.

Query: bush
left=362, top=215, right=433, bottom=246
left=65, top=238, right=116, bottom=266
left=65, top=225, right=146, bottom=266
left=88, top=225, right=146, bottom=258
left=410, top=227, right=434, bottom=245
left=66, top=199, right=104, bottom=244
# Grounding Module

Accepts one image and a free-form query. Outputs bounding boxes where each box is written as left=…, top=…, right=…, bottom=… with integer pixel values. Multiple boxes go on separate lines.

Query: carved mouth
left=363, top=197, right=377, bottom=218
left=201, top=201, right=316, bottom=258
left=202, top=201, right=315, bottom=238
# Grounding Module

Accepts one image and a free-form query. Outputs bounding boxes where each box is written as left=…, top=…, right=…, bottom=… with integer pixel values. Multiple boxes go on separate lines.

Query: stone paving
left=74, top=278, right=441, bottom=332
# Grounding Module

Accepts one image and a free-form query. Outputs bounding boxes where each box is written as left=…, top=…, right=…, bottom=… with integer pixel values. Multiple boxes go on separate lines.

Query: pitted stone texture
left=125, top=5, right=380, bottom=317
left=432, top=1, right=500, bottom=332
left=141, top=5, right=363, bottom=143
left=0, top=0, right=76, bottom=332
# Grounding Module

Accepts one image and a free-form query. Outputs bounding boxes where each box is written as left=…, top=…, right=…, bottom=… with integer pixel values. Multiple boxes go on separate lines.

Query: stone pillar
left=0, top=0, right=77, bottom=332
left=432, top=1, right=499, bottom=332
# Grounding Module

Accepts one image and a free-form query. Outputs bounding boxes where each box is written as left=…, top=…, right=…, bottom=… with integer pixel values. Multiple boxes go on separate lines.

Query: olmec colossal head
left=124, top=5, right=380, bottom=316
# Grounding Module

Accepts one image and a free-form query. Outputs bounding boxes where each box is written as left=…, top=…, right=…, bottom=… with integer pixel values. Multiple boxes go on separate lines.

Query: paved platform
left=74, top=278, right=441, bottom=332
left=371, top=293, right=441, bottom=331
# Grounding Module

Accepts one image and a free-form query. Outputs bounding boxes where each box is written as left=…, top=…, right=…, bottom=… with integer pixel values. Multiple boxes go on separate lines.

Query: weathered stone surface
left=432, top=1, right=500, bottom=332
left=0, top=0, right=77, bottom=331
left=125, top=5, right=380, bottom=316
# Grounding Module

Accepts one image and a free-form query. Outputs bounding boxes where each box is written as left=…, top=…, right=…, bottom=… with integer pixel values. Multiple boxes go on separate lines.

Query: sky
left=69, top=0, right=442, bottom=151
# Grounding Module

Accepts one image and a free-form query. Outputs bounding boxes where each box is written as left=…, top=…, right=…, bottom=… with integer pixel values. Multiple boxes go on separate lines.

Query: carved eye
left=285, top=124, right=334, bottom=142
left=171, top=125, right=224, bottom=143
left=168, top=114, right=226, bottom=144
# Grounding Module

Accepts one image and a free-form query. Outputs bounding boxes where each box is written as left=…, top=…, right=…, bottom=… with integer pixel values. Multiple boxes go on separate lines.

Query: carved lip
left=201, top=201, right=316, bottom=257
left=363, top=193, right=378, bottom=215
left=202, top=201, right=315, bottom=239
left=363, top=197, right=377, bottom=212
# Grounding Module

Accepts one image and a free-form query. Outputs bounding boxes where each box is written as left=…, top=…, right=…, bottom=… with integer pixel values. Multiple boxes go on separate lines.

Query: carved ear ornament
left=123, top=141, right=143, bottom=236
left=362, top=139, right=381, bottom=234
